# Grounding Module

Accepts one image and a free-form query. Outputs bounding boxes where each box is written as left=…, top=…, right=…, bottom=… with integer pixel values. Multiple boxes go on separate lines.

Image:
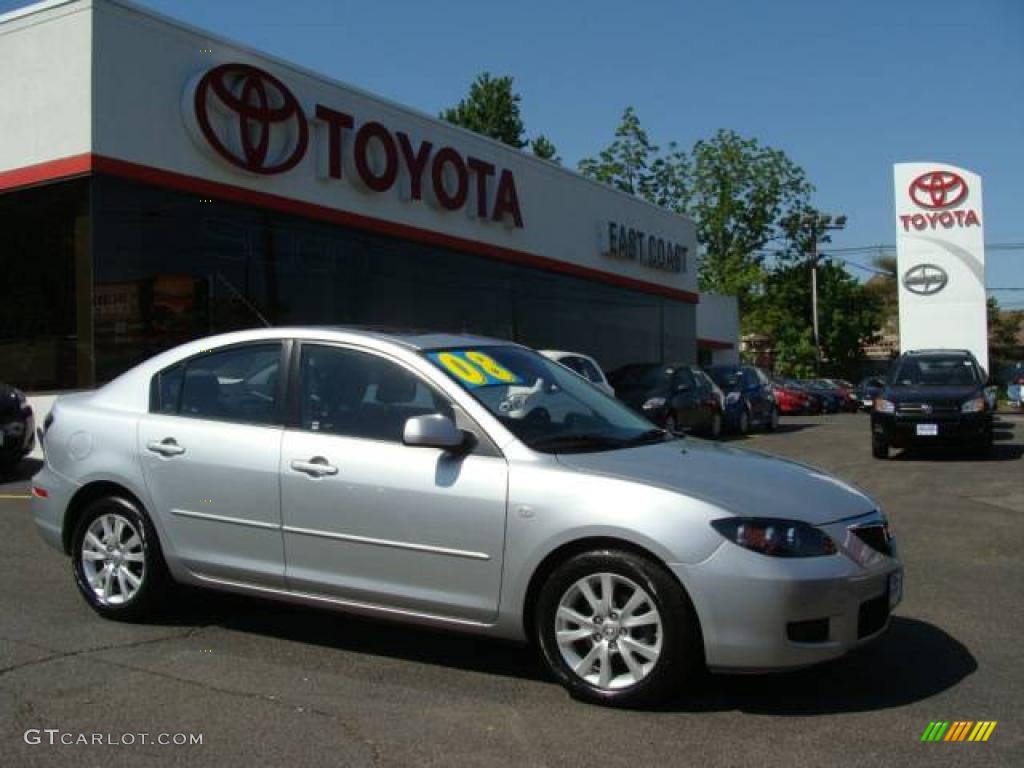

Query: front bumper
left=673, top=515, right=901, bottom=670
left=872, top=411, right=991, bottom=447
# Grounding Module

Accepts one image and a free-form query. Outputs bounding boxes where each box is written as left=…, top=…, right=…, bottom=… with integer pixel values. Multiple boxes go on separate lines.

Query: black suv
left=870, top=349, right=993, bottom=459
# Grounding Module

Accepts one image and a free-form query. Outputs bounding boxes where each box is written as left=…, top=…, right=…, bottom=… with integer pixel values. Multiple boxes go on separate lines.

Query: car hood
left=556, top=439, right=875, bottom=525
left=884, top=384, right=979, bottom=402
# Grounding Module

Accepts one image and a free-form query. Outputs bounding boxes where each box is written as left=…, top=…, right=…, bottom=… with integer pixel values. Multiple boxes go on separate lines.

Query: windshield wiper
left=621, top=428, right=673, bottom=447
left=529, top=433, right=628, bottom=452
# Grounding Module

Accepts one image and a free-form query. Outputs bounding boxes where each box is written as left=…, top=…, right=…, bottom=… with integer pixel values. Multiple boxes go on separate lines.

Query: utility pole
left=798, top=212, right=846, bottom=374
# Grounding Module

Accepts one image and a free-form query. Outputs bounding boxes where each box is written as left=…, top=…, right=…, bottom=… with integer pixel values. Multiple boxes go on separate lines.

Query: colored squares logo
left=921, top=721, right=997, bottom=742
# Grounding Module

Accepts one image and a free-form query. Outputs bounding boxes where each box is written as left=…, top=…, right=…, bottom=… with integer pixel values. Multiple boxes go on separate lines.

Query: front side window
left=425, top=345, right=665, bottom=454
left=299, top=345, right=452, bottom=442
left=154, top=343, right=281, bottom=425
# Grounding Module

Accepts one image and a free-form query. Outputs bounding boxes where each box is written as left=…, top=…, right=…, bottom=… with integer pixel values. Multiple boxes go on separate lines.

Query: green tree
left=688, top=130, right=812, bottom=308
left=988, top=296, right=1023, bottom=369
left=530, top=134, right=561, bottom=164
left=578, top=107, right=687, bottom=209
left=579, top=114, right=811, bottom=311
left=441, top=73, right=526, bottom=148
left=746, top=259, right=881, bottom=378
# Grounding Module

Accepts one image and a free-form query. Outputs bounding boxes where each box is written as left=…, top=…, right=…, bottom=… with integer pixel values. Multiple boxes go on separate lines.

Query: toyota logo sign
left=902, top=263, right=949, bottom=296
left=192, top=63, right=309, bottom=174
left=909, top=171, right=968, bottom=210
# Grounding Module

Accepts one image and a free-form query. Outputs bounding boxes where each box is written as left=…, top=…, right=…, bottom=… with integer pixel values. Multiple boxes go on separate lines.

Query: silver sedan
left=31, top=328, right=902, bottom=707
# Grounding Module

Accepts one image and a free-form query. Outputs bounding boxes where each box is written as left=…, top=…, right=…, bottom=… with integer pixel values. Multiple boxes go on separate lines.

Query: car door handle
left=147, top=438, right=185, bottom=457
left=290, top=457, right=338, bottom=477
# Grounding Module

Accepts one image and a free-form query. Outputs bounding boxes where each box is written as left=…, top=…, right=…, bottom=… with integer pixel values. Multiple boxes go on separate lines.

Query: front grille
left=852, top=524, right=893, bottom=556
left=857, top=593, right=890, bottom=638
left=897, top=401, right=959, bottom=415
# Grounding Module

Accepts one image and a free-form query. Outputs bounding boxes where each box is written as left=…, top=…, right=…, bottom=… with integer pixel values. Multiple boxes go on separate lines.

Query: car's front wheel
left=871, top=434, right=889, bottom=460
left=535, top=549, right=700, bottom=707
left=71, top=496, right=169, bottom=621
left=766, top=406, right=779, bottom=432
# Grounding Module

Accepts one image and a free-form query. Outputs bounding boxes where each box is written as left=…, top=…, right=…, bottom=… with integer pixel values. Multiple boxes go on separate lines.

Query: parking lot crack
left=0, top=626, right=205, bottom=679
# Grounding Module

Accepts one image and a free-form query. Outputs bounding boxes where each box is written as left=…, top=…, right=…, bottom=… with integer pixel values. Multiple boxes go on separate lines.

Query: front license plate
left=916, top=423, right=938, bottom=436
left=888, top=571, right=903, bottom=608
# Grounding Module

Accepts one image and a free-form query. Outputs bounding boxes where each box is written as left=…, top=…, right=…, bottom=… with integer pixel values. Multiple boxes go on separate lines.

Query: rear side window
left=152, top=343, right=281, bottom=425
left=561, top=356, right=603, bottom=384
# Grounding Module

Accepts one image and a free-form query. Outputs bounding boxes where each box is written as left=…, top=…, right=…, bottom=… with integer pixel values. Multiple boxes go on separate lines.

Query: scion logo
left=191, top=63, right=308, bottom=174
left=909, top=171, right=968, bottom=210
left=903, top=263, right=948, bottom=296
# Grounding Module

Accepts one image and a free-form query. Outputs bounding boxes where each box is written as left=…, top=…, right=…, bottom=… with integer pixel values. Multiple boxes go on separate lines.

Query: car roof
left=902, top=349, right=974, bottom=357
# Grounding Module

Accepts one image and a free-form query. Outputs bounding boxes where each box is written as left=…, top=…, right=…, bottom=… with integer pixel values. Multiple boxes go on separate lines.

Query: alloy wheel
left=80, top=512, right=146, bottom=606
left=554, top=572, right=663, bottom=690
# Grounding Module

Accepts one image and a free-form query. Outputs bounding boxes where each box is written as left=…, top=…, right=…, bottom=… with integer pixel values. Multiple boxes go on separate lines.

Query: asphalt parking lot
left=1, top=412, right=1021, bottom=767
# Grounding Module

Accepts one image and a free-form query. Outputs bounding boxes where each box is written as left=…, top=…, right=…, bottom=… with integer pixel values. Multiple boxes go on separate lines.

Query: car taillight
left=1015, top=376, right=1024, bottom=385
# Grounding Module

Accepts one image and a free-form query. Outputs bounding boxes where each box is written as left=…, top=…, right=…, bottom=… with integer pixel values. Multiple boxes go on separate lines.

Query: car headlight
left=874, top=398, right=896, bottom=414
left=642, top=397, right=666, bottom=410
left=725, top=392, right=741, bottom=405
left=960, top=397, right=986, bottom=414
left=710, top=517, right=837, bottom=558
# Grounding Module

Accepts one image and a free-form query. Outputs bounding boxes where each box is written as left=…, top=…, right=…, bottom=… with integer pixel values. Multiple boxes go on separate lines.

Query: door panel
left=138, top=414, right=285, bottom=586
left=280, top=342, right=508, bottom=622
left=281, top=432, right=508, bottom=621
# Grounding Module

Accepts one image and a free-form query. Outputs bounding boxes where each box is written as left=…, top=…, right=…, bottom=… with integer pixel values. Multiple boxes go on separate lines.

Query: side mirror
left=675, top=383, right=692, bottom=393
left=403, top=414, right=468, bottom=451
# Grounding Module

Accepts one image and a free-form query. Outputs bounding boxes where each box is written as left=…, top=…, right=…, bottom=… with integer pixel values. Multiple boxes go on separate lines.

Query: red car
left=771, top=379, right=811, bottom=414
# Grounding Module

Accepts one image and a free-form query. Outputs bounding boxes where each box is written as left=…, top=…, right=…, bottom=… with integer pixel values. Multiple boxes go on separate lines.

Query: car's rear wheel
left=709, top=412, right=722, bottom=439
left=871, top=434, right=889, bottom=460
left=71, top=496, right=169, bottom=621
left=536, top=549, right=700, bottom=708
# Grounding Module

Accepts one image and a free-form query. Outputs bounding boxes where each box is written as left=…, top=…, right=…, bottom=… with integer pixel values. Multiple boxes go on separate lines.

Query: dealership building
left=0, top=0, right=736, bottom=391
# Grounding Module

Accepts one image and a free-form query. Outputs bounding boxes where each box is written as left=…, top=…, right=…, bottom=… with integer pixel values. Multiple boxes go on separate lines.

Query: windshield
left=706, top=367, right=742, bottom=392
left=890, top=356, right=982, bottom=387
left=424, top=345, right=669, bottom=453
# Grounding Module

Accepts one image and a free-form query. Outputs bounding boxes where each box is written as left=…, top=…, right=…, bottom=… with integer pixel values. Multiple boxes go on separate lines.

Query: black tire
left=736, top=408, right=750, bottom=436
left=664, top=414, right=679, bottom=435
left=535, top=549, right=701, bottom=708
left=71, top=496, right=170, bottom=621
left=709, top=412, right=722, bottom=439
left=871, top=434, right=889, bottom=460
left=765, top=406, right=779, bottom=432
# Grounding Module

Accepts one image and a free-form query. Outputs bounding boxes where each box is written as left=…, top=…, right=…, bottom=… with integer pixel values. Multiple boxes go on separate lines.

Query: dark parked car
left=705, top=365, right=778, bottom=434
left=609, top=363, right=725, bottom=438
left=797, top=380, right=843, bottom=413
left=871, top=349, right=994, bottom=459
left=854, top=376, right=886, bottom=411
left=0, top=382, right=35, bottom=471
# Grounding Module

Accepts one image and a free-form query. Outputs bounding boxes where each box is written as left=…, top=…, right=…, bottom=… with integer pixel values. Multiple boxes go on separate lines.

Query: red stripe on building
left=698, top=337, right=733, bottom=350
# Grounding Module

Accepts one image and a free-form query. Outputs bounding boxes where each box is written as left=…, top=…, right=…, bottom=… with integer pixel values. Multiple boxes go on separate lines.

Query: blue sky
left=4, top=0, right=1022, bottom=305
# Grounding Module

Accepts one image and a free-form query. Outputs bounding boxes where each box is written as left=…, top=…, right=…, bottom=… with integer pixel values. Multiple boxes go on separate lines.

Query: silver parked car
left=32, top=328, right=902, bottom=707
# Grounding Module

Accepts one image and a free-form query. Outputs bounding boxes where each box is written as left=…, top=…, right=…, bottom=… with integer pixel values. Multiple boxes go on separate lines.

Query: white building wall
left=0, top=1, right=92, bottom=174
left=87, top=0, right=697, bottom=299
left=697, top=293, right=739, bottom=365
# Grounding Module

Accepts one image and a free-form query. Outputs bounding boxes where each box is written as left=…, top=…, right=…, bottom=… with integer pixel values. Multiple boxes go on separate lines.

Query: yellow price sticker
left=464, top=351, right=518, bottom=383
left=436, top=352, right=487, bottom=386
